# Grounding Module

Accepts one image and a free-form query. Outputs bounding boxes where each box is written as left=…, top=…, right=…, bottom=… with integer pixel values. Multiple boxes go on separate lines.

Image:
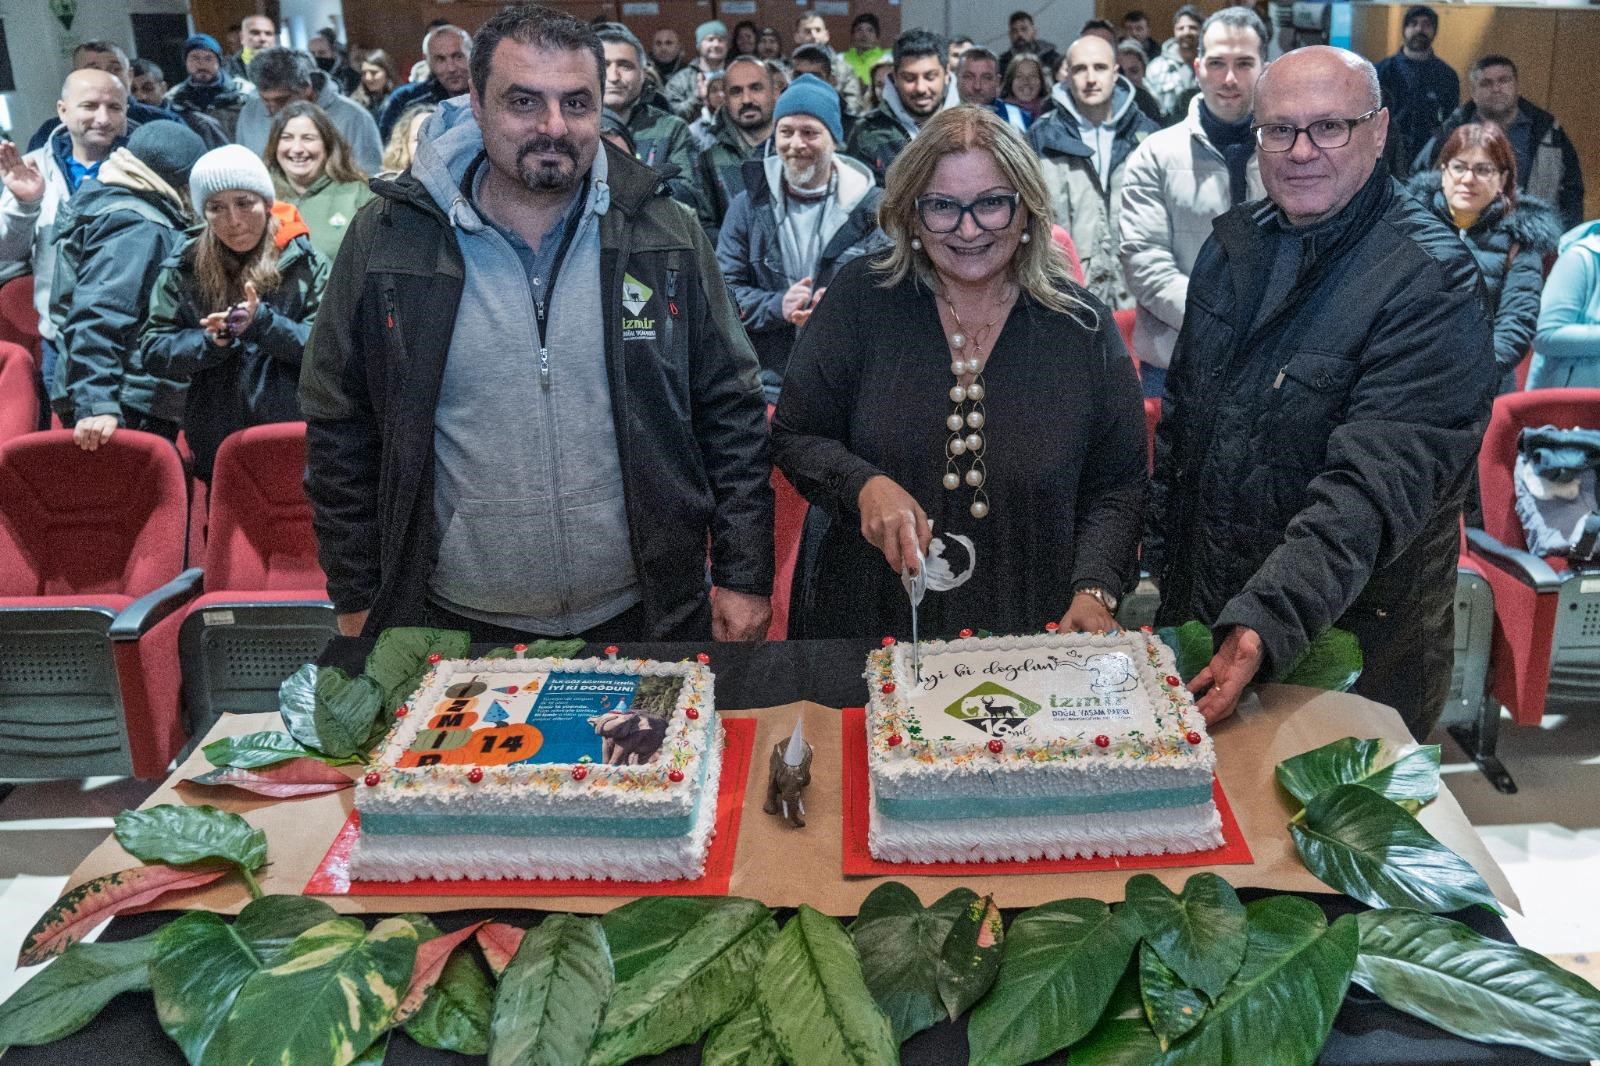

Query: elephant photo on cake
left=588, top=710, right=669, bottom=765
left=1059, top=651, right=1139, bottom=695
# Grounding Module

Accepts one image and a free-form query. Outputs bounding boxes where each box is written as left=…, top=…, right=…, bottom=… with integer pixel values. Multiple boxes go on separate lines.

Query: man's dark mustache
left=519, top=137, right=579, bottom=164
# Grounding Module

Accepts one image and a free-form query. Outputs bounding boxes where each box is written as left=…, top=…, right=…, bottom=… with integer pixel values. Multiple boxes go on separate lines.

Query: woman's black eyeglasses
left=915, top=192, right=1021, bottom=234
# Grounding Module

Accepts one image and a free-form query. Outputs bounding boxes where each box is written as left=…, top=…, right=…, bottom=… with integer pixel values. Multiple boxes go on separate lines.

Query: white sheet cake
left=350, top=654, right=721, bottom=882
left=863, top=631, right=1223, bottom=863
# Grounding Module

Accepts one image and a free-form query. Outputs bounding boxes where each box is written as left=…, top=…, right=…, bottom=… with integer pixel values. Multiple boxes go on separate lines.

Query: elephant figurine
left=764, top=721, right=812, bottom=828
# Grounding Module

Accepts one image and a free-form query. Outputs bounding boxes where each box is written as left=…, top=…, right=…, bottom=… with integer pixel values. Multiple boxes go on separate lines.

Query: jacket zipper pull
left=1273, top=367, right=1287, bottom=389
left=539, top=347, right=551, bottom=389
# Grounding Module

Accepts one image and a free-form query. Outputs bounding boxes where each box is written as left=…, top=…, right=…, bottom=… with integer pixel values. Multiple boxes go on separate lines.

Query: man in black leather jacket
left=1147, top=46, right=1495, bottom=739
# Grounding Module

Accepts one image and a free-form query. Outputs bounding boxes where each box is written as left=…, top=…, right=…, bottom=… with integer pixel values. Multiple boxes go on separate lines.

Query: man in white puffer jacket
left=1118, top=7, right=1268, bottom=397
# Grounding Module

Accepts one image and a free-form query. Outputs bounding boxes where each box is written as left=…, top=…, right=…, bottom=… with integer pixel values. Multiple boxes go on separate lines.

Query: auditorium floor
left=2, top=709, right=1598, bottom=1002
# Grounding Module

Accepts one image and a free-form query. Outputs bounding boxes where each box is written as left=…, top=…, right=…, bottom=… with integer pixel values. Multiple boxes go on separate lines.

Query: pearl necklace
left=940, top=293, right=998, bottom=519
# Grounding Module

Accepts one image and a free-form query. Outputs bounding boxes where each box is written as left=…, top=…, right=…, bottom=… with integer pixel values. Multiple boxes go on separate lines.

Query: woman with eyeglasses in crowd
left=1406, top=121, right=1559, bottom=395
left=772, top=106, right=1145, bottom=640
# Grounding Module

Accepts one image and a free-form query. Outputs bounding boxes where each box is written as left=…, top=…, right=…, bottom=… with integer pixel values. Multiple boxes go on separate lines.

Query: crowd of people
left=0, top=3, right=1595, bottom=743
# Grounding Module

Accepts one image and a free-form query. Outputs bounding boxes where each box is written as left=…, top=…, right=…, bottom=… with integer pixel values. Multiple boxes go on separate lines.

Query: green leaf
left=151, top=896, right=340, bottom=1066
left=1275, top=737, right=1441, bottom=808
left=757, top=905, right=898, bottom=1066
left=405, top=948, right=493, bottom=1054
left=702, top=999, right=785, bottom=1066
left=363, top=627, right=472, bottom=711
left=849, top=882, right=968, bottom=1042
left=1278, top=627, right=1363, bottom=691
left=278, top=665, right=384, bottom=759
left=203, top=731, right=317, bottom=769
left=1160, top=899, right=1356, bottom=1066
left=1156, top=622, right=1214, bottom=682
left=114, top=804, right=267, bottom=874
left=1291, top=784, right=1500, bottom=913
left=847, top=883, right=1000, bottom=1042
left=1068, top=964, right=1163, bottom=1066
left=482, top=638, right=585, bottom=662
left=1138, top=942, right=1208, bottom=1047
left=0, top=934, right=155, bottom=1046
left=352, top=1031, right=390, bottom=1065
left=599, top=896, right=723, bottom=984
left=589, top=897, right=777, bottom=1065
left=1353, top=908, right=1600, bottom=1061
left=936, top=891, right=1004, bottom=1021
left=488, top=913, right=612, bottom=1066
left=1124, top=873, right=1247, bottom=1001
left=19, top=864, right=227, bottom=965
left=966, top=898, right=1139, bottom=1065
left=202, top=916, right=419, bottom=1066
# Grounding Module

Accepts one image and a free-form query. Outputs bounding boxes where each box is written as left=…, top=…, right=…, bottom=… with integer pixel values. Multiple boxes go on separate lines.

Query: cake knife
left=901, top=543, right=927, bottom=676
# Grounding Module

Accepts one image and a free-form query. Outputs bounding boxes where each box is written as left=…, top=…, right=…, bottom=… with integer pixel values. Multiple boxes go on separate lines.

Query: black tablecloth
left=7, top=638, right=1574, bottom=1065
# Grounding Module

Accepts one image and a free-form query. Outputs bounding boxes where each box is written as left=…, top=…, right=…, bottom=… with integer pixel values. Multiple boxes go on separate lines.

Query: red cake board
left=840, top=707, right=1254, bottom=877
left=305, top=717, right=756, bottom=898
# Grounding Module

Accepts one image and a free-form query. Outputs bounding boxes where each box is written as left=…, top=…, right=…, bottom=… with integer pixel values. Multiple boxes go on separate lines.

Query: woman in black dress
left=773, top=105, right=1146, bottom=639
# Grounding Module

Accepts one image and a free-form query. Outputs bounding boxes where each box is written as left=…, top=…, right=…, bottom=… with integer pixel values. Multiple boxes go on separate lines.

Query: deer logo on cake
left=944, top=682, right=1041, bottom=737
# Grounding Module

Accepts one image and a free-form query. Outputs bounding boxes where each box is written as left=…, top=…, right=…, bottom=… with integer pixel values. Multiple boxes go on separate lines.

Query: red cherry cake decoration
left=881, top=682, right=896, bottom=694
left=959, top=628, right=974, bottom=638
left=668, top=769, right=685, bottom=782
left=467, top=768, right=483, bottom=783
left=1186, top=731, right=1203, bottom=745
left=513, top=643, right=527, bottom=652
left=1045, top=621, right=1059, bottom=632
left=427, top=653, right=441, bottom=664
left=987, top=739, right=1004, bottom=753
left=881, top=636, right=896, bottom=647
left=685, top=706, right=700, bottom=719
left=697, top=652, right=711, bottom=665
left=571, top=766, right=589, bottom=781
left=1094, top=735, right=1111, bottom=748
left=363, top=771, right=380, bottom=786
left=1165, top=675, right=1181, bottom=687
left=886, top=733, right=903, bottom=747
left=394, top=705, right=408, bottom=717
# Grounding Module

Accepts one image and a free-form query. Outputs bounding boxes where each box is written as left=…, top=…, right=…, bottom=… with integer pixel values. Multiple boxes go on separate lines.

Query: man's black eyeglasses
left=1252, top=108, right=1380, bottom=152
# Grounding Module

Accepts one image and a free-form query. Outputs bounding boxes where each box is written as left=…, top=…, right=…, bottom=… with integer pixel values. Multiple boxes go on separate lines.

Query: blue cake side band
left=874, top=783, right=1214, bottom=821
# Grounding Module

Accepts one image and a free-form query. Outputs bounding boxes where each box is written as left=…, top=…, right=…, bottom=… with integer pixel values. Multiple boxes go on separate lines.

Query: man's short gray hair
left=1199, top=7, right=1269, bottom=61
left=423, top=25, right=471, bottom=55
left=248, top=47, right=314, bottom=93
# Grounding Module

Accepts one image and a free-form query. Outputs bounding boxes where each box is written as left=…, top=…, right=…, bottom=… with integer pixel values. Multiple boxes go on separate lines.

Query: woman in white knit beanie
left=136, top=143, right=330, bottom=482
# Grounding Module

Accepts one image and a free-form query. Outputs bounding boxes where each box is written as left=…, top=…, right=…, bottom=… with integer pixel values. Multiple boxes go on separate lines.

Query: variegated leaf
left=18, top=864, right=228, bottom=966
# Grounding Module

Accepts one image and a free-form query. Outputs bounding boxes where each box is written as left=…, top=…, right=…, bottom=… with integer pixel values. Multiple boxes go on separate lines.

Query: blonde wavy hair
left=874, top=105, right=1090, bottom=320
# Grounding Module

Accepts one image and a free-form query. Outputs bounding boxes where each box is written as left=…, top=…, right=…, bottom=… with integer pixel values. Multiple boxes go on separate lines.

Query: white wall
left=898, top=0, right=1096, bottom=59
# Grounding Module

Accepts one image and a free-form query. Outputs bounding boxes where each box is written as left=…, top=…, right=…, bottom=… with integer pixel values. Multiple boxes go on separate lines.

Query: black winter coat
left=1148, top=168, right=1496, bottom=729
left=140, top=233, right=329, bottom=481
left=1402, top=171, right=1562, bottom=377
left=298, top=143, right=773, bottom=639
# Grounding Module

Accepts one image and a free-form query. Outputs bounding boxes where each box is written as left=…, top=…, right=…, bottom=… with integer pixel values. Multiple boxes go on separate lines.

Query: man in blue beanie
left=166, top=32, right=252, bottom=142
left=665, top=19, right=730, bottom=120
left=715, top=73, right=886, bottom=400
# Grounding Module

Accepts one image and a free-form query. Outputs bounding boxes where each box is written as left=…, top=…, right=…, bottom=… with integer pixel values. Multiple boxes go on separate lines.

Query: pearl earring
left=1020, top=232, right=1030, bottom=244
left=911, top=237, right=922, bottom=251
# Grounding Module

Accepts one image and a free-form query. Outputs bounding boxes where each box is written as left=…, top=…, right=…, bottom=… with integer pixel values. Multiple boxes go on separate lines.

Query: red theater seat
left=0, top=340, right=38, bottom=444
left=178, top=423, right=335, bottom=734
left=0, top=430, right=200, bottom=778
left=1462, top=388, right=1600, bottom=742
left=0, top=275, right=40, bottom=362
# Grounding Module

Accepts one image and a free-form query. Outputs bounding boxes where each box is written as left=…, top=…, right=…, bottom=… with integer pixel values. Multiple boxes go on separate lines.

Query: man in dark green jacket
left=694, top=55, right=775, bottom=241
left=846, top=28, right=953, bottom=186
left=48, top=120, right=205, bottom=448
left=301, top=7, right=773, bottom=644
left=597, top=23, right=699, bottom=212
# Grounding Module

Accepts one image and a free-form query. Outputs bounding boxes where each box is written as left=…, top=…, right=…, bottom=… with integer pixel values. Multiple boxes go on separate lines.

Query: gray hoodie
left=234, top=71, right=383, bottom=176
left=411, top=98, right=640, bottom=633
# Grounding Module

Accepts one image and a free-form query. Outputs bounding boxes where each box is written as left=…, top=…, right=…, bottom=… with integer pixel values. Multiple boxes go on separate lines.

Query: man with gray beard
left=302, top=6, right=773, bottom=644
left=716, top=74, right=886, bottom=399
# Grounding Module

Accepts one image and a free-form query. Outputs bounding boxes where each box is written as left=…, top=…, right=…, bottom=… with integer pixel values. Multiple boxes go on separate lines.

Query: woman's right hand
left=858, top=475, right=932, bottom=575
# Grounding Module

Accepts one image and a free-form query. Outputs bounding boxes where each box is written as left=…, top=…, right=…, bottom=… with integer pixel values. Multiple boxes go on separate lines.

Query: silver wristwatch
left=1076, top=586, right=1119, bottom=613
